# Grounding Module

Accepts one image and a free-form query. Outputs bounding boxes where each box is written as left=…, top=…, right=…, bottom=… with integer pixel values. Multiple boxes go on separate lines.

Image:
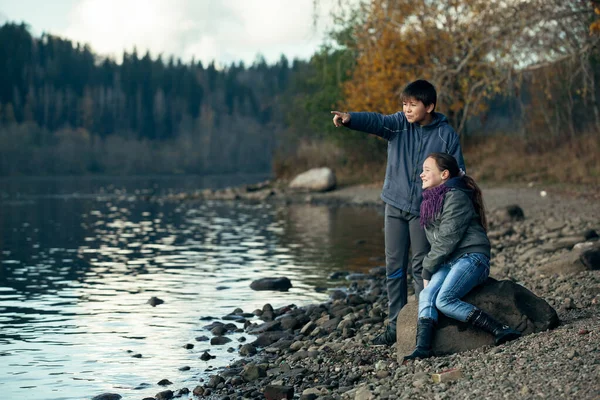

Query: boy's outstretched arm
left=331, top=110, right=403, bottom=141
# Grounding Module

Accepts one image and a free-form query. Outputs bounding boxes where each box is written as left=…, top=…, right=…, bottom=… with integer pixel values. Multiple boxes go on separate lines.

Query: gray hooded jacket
left=346, top=111, right=465, bottom=215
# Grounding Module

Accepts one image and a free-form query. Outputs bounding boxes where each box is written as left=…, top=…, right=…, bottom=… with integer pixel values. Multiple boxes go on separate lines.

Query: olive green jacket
left=422, top=188, right=491, bottom=280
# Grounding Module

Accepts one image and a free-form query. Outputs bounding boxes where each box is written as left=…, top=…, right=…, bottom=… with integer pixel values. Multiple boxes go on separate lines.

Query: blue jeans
left=418, top=253, right=490, bottom=322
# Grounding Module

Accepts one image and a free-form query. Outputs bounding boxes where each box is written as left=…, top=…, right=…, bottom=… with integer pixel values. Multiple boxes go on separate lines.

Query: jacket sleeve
left=422, top=190, right=474, bottom=280
left=449, top=134, right=466, bottom=173
left=345, top=112, right=405, bottom=141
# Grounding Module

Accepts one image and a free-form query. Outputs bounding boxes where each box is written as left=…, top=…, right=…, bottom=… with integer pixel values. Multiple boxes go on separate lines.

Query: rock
left=157, top=379, right=172, bottom=386
left=195, top=335, right=209, bottom=342
left=240, top=344, right=257, bottom=356
left=289, top=341, right=304, bottom=352
left=545, top=220, right=565, bottom=232
left=488, top=226, right=515, bottom=240
left=328, top=271, right=349, bottom=280
left=321, top=317, right=342, bottom=333
left=207, top=375, right=225, bottom=388
left=92, top=394, right=122, bottom=400
left=264, top=385, right=294, bottom=400
left=346, top=273, right=370, bottom=281
left=288, top=167, right=336, bottom=192
left=495, top=205, right=525, bottom=222
left=538, top=245, right=600, bottom=275
left=431, top=368, right=463, bottom=383
left=252, top=331, right=292, bottom=347
left=147, top=296, right=164, bottom=306
left=354, top=386, right=375, bottom=400
left=280, top=316, right=302, bottom=330
left=329, top=289, right=347, bottom=301
left=211, top=336, right=232, bottom=345
left=183, top=343, right=194, bottom=349
left=376, top=370, right=390, bottom=379
left=242, top=364, right=267, bottom=381
left=193, top=386, right=204, bottom=396
left=247, top=320, right=282, bottom=334
left=179, top=366, right=191, bottom=371
left=540, top=236, right=586, bottom=252
left=211, top=325, right=228, bottom=335
left=396, top=278, right=559, bottom=360
left=300, top=321, right=317, bottom=335
left=250, top=277, right=292, bottom=291
left=580, top=245, right=600, bottom=270
left=155, top=390, right=173, bottom=400
left=200, top=351, right=215, bottom=361
left=222, top=314, right=247, bottom=322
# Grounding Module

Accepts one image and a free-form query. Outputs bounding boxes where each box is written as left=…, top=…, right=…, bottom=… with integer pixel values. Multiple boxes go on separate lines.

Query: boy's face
left=402, top=97, right=434, bottom=125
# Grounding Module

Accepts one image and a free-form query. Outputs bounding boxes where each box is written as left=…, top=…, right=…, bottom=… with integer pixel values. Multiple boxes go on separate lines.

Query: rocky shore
left=99, top=183, right=599, bottom=400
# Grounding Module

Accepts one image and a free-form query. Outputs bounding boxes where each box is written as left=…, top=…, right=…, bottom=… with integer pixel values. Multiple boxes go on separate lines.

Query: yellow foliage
left=591, top=7, right=600, bottom=34
left=342, top=0, right=522, bottom=134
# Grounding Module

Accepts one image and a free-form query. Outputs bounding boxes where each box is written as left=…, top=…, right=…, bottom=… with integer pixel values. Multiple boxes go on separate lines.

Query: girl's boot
left=467, top=309, right=521, bottom=345
left=403, top=318, right=435, bottom=362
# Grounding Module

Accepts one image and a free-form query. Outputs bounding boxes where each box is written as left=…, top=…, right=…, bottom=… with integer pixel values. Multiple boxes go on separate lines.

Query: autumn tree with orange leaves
left=340, top=0, right=600, bottom=136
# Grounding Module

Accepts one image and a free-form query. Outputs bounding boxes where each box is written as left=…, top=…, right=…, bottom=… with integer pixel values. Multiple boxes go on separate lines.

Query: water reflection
left=0, top=177, right=384, bottom=399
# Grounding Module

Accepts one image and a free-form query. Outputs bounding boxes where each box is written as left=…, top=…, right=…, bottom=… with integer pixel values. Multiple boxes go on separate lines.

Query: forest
left=1, top=0, right=599, bottom=182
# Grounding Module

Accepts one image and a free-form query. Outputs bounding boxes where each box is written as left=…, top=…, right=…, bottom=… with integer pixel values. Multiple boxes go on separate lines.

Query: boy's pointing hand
left=331, top=111, right=351, bottom=127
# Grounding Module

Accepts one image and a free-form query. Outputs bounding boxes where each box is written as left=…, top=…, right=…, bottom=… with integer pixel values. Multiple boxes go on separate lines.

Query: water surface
left=0, top=175, right=385, bottom=399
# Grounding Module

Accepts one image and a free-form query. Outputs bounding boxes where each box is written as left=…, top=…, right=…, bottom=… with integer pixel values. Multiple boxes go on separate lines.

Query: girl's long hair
left=427, top=152, right=488, bottom=231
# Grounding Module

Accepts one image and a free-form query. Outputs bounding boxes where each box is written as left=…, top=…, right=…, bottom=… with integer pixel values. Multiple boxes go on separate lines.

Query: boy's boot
left=402, top=318, right=435, bottom=361
left=372, top=324, right=396, bottom=346
left=467, top=309, right=521, bottom=345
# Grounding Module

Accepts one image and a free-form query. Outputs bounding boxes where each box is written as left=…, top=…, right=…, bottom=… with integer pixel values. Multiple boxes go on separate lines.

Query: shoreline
left=100, top=183, right=599, bottom=400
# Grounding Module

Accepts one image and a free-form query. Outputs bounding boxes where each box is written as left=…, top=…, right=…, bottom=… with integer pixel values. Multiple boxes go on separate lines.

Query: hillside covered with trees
left=1, top=0, right=599, bottom=183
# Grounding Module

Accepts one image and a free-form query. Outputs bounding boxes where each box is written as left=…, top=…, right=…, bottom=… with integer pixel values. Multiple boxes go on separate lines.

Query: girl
left=403, top=153, right=521, bottom=361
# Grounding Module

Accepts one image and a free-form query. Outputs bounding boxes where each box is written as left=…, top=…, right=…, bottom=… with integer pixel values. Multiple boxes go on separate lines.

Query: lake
left=0, top=175, right=385, bottom=399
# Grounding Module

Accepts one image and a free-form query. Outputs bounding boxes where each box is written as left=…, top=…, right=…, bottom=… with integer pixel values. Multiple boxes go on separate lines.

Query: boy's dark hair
left=427, top=152, right=487, bottom=231
left=401, top=80, right=437, bottom=110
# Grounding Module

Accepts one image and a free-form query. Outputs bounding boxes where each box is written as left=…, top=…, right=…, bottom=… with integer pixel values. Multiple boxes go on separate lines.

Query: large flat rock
left=396, top=278, right=559, bottom=361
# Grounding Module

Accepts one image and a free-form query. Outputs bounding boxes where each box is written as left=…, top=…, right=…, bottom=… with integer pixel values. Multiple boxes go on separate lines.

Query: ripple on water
left=0, top=195, right=385, bottom=399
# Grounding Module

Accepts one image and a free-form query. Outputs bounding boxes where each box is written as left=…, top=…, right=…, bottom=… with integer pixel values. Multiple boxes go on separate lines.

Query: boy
left=331, top=79, right=465, bottom=345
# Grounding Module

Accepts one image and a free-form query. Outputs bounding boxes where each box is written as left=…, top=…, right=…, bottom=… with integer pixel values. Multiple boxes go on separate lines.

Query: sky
left=0, top=0, right=338, bottom=65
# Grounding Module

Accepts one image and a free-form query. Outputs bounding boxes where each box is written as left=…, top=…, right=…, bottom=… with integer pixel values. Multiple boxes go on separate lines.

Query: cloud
left=61, top=0, right=334, bottom=65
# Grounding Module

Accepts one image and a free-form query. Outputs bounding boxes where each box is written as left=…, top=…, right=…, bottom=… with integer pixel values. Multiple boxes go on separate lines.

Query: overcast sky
left=0, top=0, right=338, bottom=65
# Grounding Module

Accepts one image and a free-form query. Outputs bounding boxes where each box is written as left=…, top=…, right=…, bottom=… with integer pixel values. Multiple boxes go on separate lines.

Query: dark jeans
left=385, top=204, right=429, bottom=328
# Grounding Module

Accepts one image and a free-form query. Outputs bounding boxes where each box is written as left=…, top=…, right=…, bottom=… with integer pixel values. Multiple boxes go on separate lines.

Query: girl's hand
left=423, top=279, right=429, bottom=288
left=331, top=111, right=351, bottom=127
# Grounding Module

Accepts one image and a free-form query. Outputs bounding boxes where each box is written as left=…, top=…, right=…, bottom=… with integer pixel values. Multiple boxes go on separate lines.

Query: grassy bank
left=273, top=134, right=600, bottom=188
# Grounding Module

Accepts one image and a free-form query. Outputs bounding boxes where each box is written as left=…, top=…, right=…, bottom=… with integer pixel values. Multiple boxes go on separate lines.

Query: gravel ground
left=139, top=184, right=600, bottom=400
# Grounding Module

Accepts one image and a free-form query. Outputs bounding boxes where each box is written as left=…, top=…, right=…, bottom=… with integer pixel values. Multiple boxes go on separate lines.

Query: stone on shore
left=539, top=243, right=600, bottom=275
left=494, top=204, right=525, bottom=222
left=250, top=277, right=292, bottom=291
left=154, top=390, right=173, bottom=400
left=396, top=278, right=559, bottom=360
left=92, top=394, right=122, bottom=400
left=264, top=385, right=294, bottom=400
left=288, top=168, right=336, bottom=192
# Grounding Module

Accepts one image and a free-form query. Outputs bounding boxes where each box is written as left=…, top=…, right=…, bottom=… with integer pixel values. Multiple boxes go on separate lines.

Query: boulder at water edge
left=250, top=277, right=292, bottom=291
left=288, top=168, right=336, bottom=192
left=396, top=278, right=559, bottom=361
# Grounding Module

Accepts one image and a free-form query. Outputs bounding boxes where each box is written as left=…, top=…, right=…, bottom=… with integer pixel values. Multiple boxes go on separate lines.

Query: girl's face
left=420, top=157, right=448, bottom=189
